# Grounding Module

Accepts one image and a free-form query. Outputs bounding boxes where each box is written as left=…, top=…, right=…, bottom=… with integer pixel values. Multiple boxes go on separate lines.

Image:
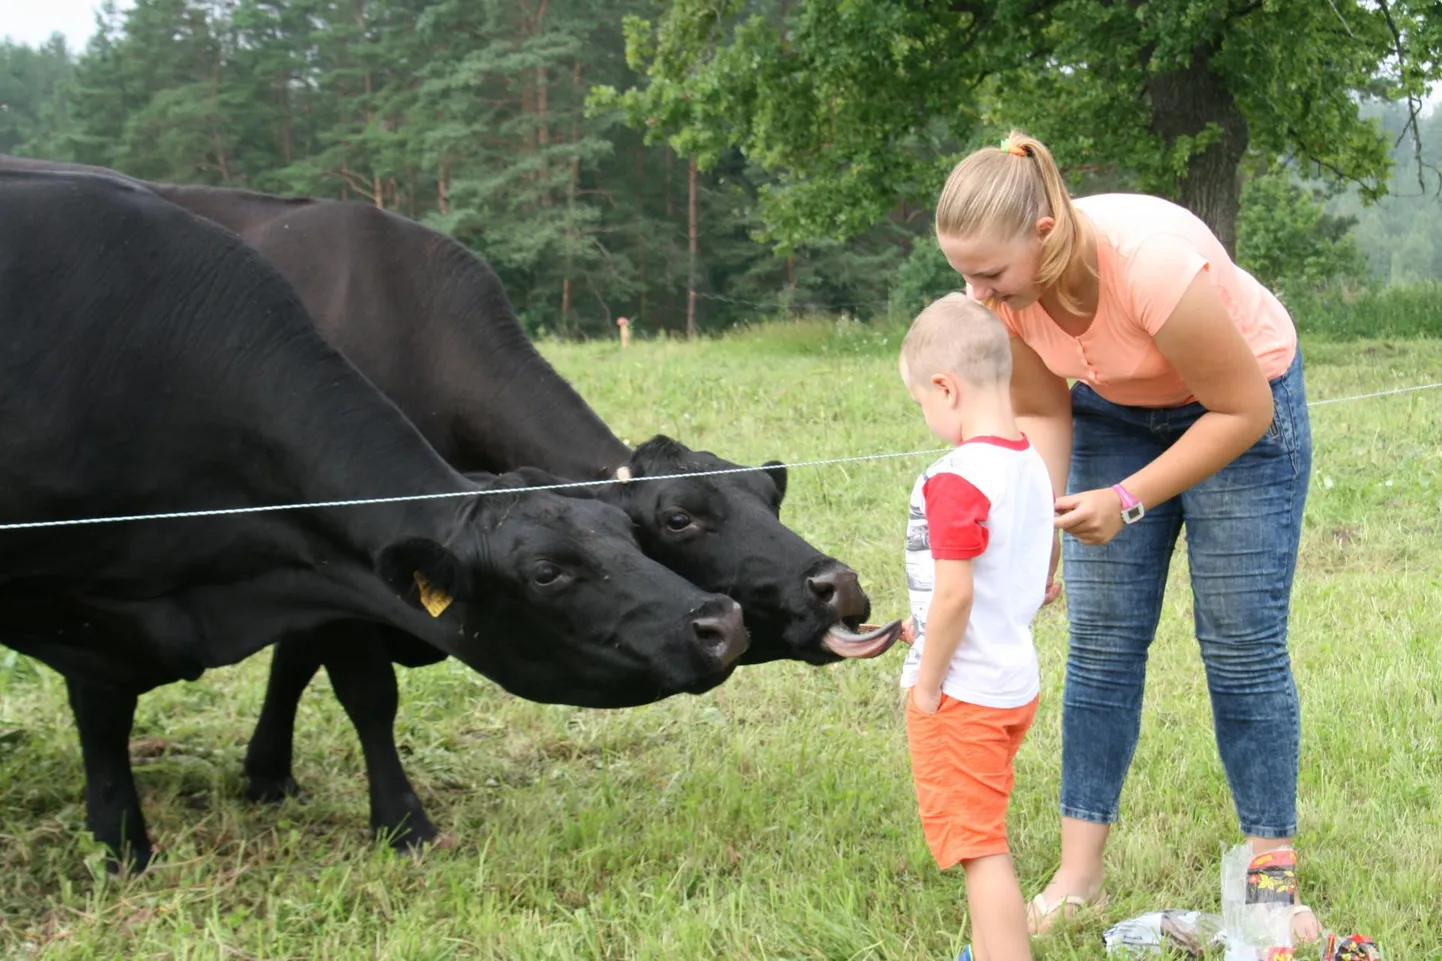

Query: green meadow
left=1, top=319, right=1439, bottom=960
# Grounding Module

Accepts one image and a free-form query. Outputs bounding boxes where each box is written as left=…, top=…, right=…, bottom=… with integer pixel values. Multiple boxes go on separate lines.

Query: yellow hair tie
left=1000, top=141, right=1029, bottom=157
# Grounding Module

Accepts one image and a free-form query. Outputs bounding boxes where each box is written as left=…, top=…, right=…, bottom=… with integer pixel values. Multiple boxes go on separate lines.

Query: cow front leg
left=243, top=638, right=323, bottom=802
left=66, top=677, right=152, bottom=873
left=318, top=627, right=438, bottom=852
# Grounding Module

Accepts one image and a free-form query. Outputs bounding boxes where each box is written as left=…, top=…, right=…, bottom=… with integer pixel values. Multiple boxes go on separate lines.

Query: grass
left=1, top=319, right=1440, bottom=960
left=1279, top=280, right=1442, bottom=341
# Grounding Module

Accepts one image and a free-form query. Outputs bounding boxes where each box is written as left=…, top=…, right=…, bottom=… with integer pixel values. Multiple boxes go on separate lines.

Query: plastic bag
left=1102, top=910, right=1225, bottom=957
left=1221, top=843, right=1296, bottom=960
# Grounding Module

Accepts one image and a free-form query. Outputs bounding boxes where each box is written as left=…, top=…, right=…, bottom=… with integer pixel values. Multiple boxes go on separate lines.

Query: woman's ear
left=1035, top=215, right=1056, bottom=239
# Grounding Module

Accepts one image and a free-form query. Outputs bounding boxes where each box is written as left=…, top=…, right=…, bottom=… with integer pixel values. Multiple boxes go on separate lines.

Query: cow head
left=595, top=436, right=900, bottom=666
left=377, top=470, right=748, bottom=707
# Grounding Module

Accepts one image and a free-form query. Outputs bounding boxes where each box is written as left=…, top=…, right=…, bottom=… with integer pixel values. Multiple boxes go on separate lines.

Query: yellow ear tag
left=413, top=571, right=453, bottom=618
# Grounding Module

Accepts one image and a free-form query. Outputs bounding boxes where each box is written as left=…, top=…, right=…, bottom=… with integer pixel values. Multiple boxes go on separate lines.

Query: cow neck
left=221, top=300, right=467, bottom=560
left=426, top=254, right=634, bottom=480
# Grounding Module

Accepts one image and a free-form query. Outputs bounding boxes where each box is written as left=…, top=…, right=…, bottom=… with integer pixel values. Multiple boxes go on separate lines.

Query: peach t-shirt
left=991, top=193, right=1297, bottom=408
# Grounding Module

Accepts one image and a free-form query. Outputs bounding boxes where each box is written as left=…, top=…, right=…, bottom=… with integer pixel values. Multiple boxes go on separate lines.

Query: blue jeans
left=1059, top=350, right=1311, bottom=838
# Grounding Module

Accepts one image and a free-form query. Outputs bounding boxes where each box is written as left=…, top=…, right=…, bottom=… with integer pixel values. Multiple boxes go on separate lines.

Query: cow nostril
left=806, top=575, right=837, bottom=605
left=691, top=603, right=747, bottom=665
left=809, top=568, right=868, bottom=620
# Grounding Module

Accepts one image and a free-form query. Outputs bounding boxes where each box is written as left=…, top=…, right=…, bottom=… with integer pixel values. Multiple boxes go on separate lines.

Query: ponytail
left=935, top=129, right=1094, bottom=315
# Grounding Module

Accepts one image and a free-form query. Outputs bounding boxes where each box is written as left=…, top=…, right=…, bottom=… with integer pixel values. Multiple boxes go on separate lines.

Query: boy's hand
left=910, top=685, right=942, bottom=715
left=900, top=616, right=916, bottom=645
left=1043, top=531, right=1062, bottom=605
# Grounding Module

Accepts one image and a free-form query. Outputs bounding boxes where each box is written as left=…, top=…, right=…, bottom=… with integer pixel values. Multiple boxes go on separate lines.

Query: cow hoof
left=396, top=833, right=452, bottom=859
left=380, top=823, right=441, bottom=855
left=244, top=775, right=305, bottom=804
left=104, top=845, right=157, bottom=876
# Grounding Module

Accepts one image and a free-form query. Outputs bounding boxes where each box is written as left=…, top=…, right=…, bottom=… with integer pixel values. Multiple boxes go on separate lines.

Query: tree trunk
left=568, top=63, right=581, bottom=201
left=665, top=150, right=673, bottom=217
left=561, top=61, right=581, bottom=325
left=437, top=161, right=449, bottom=215
left=537, top=64, right=550, bottom=206
left=522, top=85, right=535, bottom=151
left=687, top=153, right=698, bottom=341
left=1145, top=41, right=1249, bottom=257
left=637, top=143, right=647, bottom=326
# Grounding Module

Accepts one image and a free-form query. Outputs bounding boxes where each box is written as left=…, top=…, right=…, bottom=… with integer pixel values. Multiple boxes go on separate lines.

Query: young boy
left=898, top=293, right=1054, bottom=961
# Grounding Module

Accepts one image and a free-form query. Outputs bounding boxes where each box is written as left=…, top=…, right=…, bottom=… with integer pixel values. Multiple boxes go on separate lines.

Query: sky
left=3, top=0, right=1440, bottom=112
left=2, top=0, right=133, bottom=52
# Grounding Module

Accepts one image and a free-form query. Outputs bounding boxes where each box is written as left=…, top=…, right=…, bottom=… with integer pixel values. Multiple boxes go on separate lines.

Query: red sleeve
left=923, top=472, right=990, bottom=560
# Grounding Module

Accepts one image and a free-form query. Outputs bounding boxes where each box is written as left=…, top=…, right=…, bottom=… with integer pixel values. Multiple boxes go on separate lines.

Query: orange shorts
left=904, top=690, right=1038, bottom=869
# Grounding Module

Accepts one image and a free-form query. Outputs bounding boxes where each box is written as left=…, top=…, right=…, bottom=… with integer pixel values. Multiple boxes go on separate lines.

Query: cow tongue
left=822, top=619, right=902, bottom=659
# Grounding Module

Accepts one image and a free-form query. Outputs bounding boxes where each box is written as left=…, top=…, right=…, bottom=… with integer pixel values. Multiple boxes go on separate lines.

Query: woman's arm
left=1010, top=336, right=1071, bottom=602
left=1122, top=269, right=1274, bottom=505
left=1053, top=269, right=1274, bottom=544
left=1010, top=335, right=1073, bottom=495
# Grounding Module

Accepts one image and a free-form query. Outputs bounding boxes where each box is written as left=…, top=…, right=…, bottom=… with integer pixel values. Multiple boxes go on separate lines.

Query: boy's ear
left=930, top=371, right=959, bottom=403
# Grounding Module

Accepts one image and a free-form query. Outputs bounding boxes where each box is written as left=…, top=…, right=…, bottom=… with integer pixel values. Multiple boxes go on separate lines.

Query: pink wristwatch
left=1112, top=483, right=1145, bottom=524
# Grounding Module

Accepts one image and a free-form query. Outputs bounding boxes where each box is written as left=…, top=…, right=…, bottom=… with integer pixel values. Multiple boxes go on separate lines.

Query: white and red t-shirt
left=899, top=435, right=1053, bottom=709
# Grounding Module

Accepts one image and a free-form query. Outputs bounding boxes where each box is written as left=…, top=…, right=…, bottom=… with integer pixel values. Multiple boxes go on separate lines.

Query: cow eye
left=533, top=562, right=562, bottom=586
left=664, top=510, right=693, bottom=532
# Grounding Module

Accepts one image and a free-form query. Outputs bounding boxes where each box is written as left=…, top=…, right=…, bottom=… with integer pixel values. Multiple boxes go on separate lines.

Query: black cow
left=0, top=169, right=749, bottom=870
left=0, top=155, right=900, bottom=852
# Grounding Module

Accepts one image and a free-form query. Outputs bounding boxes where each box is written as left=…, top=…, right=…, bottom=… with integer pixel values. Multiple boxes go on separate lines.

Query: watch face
left=1122, top=504, right=1145, bottom=524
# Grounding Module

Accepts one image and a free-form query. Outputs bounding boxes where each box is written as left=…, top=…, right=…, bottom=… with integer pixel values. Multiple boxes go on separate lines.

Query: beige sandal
left=1026, top=889, right=1110, bottom=934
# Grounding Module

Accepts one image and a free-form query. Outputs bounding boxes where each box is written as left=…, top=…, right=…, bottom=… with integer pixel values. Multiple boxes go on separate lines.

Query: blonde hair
left=900, top=293, right=1012, bottom=389
left=934, top=129, right=1094, bottom=316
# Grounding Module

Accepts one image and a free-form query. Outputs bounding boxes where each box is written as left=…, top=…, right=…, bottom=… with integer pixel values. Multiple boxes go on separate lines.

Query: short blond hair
left=935, top=129, right=1094, bottom=316
left=900, top=292, right=1013, bottom=389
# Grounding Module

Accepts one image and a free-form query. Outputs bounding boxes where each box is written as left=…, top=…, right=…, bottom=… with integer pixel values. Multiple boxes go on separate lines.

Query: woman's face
left=938, top=222, right=1048, bottom=310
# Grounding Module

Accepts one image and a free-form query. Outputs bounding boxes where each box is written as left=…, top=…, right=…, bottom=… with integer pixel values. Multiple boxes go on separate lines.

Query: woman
left=932, top=130, right=1318, bottom=941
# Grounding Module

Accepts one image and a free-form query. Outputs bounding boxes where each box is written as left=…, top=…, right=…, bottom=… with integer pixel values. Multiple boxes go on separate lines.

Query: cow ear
left=762, top=460, right=788, bottom=505
left=377, top=538, right=465, bottom=617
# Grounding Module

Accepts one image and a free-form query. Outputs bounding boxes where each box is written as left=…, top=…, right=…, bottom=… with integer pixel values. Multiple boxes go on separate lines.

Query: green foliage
left=1281, top=280, right=1442, bottom=341
left=8, top=0, right=937, bottom=338
left=6, top=1, right=1439, bottom=336
left=1236, top=172, right=1370, bottom=293
left=606, top=0, right=1442, bottom=252
left=1328, top=101, right=1442, bottom=285
left=885, top=233, right=959, bottom=321
left=0, top=36, right=73, bottom=156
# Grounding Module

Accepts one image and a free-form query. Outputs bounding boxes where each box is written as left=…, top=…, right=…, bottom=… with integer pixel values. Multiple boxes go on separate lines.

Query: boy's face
left=900, top=360, right=964, bottom=446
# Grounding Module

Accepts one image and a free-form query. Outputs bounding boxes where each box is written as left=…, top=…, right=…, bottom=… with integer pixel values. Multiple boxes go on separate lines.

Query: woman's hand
left=1054, top=488, right=1125, bottom=545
